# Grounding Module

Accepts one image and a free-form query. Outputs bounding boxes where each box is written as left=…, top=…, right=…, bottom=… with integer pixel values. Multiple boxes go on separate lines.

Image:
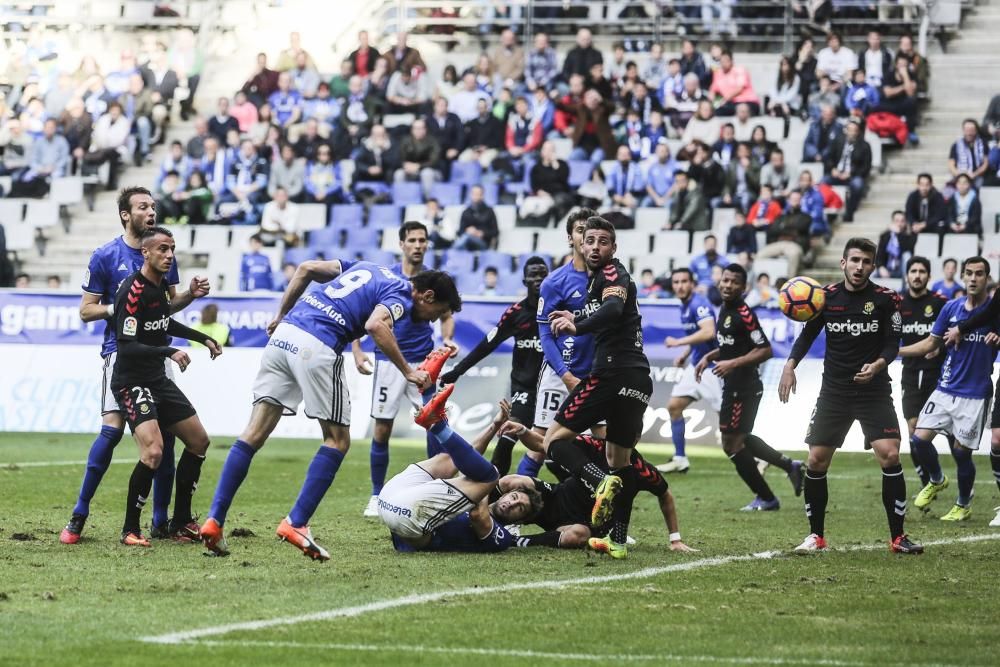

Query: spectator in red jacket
left=746, top=184, right=782, bottom=226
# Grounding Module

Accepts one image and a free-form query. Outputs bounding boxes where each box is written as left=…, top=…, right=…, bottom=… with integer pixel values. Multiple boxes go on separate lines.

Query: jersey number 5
left=324, top=269, right=373, bottom=300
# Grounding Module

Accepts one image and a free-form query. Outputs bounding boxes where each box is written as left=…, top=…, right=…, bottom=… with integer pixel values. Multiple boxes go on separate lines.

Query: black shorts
left=509, top=379, right=537, bottom=427
left=901, top=367, right=940, bottom=421
left=719, top=384, right=763, bottom=435
left=114, top=378, right=196, bottom=433
left=805, top=385, right=900, bottom=448
left=555, top=367, right=652, bottom=448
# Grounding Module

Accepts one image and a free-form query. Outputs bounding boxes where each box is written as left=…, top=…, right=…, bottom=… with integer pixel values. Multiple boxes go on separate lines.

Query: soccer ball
left=779, top=276, right=825, bottom=322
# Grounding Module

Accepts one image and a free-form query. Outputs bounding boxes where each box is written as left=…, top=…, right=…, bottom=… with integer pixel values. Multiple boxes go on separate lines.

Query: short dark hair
left=520, top=486, right=544, bottom=522
left=906, top=256, right=931, bottom=273
left=140, top=226, right=174, bottom=243
left=961, top=256, right=991, bottom=275
left=842, top=237, right=877, bottom=258
left=942, top=257, right=958, bottom=269
left=522, top=256, right=548, bottom=276
left=891, top=209, right=905, bottom=219
left=250, top=233, right=263, bottom=244
left=671, top=267, right=694, bottom=281
left=704, top=234, right=716, bottom=243
left=565, top=207, right=597, bottom=236
left=674, top=170, right=688, bottom=179
left=412, top=270, right=462, bottom=313
left=117, top=186, right=153, bottom=228
left=917, top=172, right=933, bottom=183
left=398, top=220, right=428, bottom=241
left=484, top=266, right=499, bottom=275
left=955, top=173, right=972, bottom=185
left=723, top=263, right=747, bottom=285
left=584, top=215, right=616, bottom=242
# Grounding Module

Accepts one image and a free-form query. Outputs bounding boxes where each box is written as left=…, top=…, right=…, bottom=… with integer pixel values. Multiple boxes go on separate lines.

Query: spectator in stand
left=746, top=272, right=779, bottom=308
left=240, top=234, right=274, bottom=291
left=904, top=172, right=947, bottom=234
left=525, top=33, right=558, bottom=96
left=366, top=57, right=392, bottom=111
left=794, top=36, right=818, bottom=101
left=105, top=49, right=139, bottom=97
left=348, top=30, right=380, bottom=79
left=492, top=29, right=525, bottom=89
left=305, top=144, right=348, bottom=206
left=258, top=124, right=284, bottom=162
left=747, top=184, right=782, bottom=225
left=0, top=118, right=32, bottom=179
left=59, top=98, right=92, bottom=175
left=223, top=139, right=269, bottom=224
left=298, top=82, right=340, bottom=137
left=622, top=80, right=661, bottom=126
left=946, top=173, right=982, bottom=236
left=140, top=43, right=180, bottom=116
left=948, top=119, right=990, bottom=188
left=85, top=102, right=130, bottom=190
left=682, top=99, right=722, bottom=147
left=260, top=186, right=299, bottom=246
left=731, top=103, right=755, bottom=141
left=524, top=139, right=572, bottom=225
left=758, top=189, right=812, bottom=276
left=289, top=51, right=320, bottom=98
left=328, top=60, right=353, bottom=100
left=383, top=31, right=426, bottom=73
left=642, top=138, right=678, bottom=208
left=726, top=210, right=757, bottom=256
left=293, top=119, right=329, bottom=162
left=858, top=29, right=893, bottom=89
left=984, top=93, right=1000, bottom=140
left=562, top=28, right=602, bottom=81
left=231, top=91, right=258, bottom=133
left=844, top=68, right=880, bottom=119
left=502, top=96, right=542, bottom=174
left=875, top=210, right=914, bottom=278
left=688, top=141, right=726, bottom=203
left=642, top=42, right=668, bottom=91
left=709, top=50, right=760, bottom=116
left=586, top=61, right=614, bottom=103
left=354, top=123, right=399, bottom=188
left=931, top=258, right=960, bottom=298
left=459, top=98, right=504, bottom=169
left=797, top=169, right=827, bottom=236
left=228, top=59, right=262, bottom=103
left=667, top=170, right=709, bottom=231
left=759, top=147, right=791, bottom=198
left=691, top=234, right=730, bottom=287
left=767, top=55, right=802, bottom=120
left=268, top=72, right=303, bottom=130
left=208, top=96, right=239, bottom=142
left=156, top=170, right=185, bottom=223
left=15, top=273, right=30, bottom=288
left=806, top=74, right=841, bottom=120
left=276, top=31, right=315, bottom=72
left=896, top=34, right=929, bottom=97
left=185, top=116, right=210, bottom=159
left=339, top=75, right=374, bottom=138
left=268, top=142, right=305, bottom=201
left=421, top=198, right=454, bottom=248
left=178, top=170, right=214, bottom=225
left=877, top=53, right=918, bottom=139
left=607, top=42, right=629, bottom=85
left=156, top=140, right=190, bottom=191
left=666, top=72, right=708, bottom=132
left=605, top=144, right=645, bottom=213
left=748, top=125, right=777, bottom=167
left=564, top=88, right=615, bottom=165
left=701, top=0, right=736, bottom=36
left=658, top=59, right=684, bottom=109
left=815, top=32, right=856, bottom=93
left=721, top=142, right=760, bottom=211
left=11, top=118, right=68, bottom=197
left=803, top=103, right=842, bottom=163
left=480, top=267, right=500, bottom=296
left=531, top=86, right=556, bottom=136
left=436, top=65, right=461, bottom=100
left=822, top=119, right=871, bottom=222
left=453, top=184, right=498, bottom=250
left=386, top=67, right=430, bottom=115
left=190, top=303, right=232, bottom=347
left=553, top=73, right=584, bottom=137
left=450, top=71, right=492, bottom=123
left=987, top=143, right=1000, bottom=187
left=638, top=269, right=665, bottom=298
left=117, top=73, right=156, bottom=164
left=47, top=275, right=62, bottom=289
left=426, top=97, right=464, bottom=169
left=394, top=118, right=441, bottom=197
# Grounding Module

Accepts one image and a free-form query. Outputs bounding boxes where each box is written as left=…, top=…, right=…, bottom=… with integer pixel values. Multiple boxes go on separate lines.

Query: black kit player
left=778, top=238, right=922, bottom=555
left=547, top=216, right=653, bottom=559
left=897, top=256, right=950, bottom=486
left=111, top=227, right=223, bottom=546
left=694, top=264, right=804, bottom=511
left=439, top=257, right=549, bottom=474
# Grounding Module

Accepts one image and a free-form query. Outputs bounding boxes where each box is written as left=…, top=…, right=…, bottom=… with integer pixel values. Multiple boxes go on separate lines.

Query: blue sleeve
left=166, top=257, right=180, bottom=287
left=480, top=518, right=514, bottom=552
left=536, top=278, right=567, bottom=376
left=239, top=254, right=250, bottom=292
left=930, top=302, right=952, bottom=338
left=339, top=259, right=355, bottom=274
left=303, top=163, right=317, bottom=195
left=82, top=250, right=108, bottom=296
left=692, top=295, right=715, bottom=323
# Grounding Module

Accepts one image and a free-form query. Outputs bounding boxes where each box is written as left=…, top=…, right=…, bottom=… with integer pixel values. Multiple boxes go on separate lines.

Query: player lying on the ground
left=110, top=226, right=223, bottom=547
left=494, top=422, right=697, bottom=552
left=378, top=392, right=542, bottom=553
left=200, top=260, right=460, bottom=560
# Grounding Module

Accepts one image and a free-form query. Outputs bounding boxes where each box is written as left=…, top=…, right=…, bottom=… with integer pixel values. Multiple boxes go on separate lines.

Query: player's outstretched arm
left=366, top=304, right=429, bottom=390
left=948, top=293, right=1000, bottom=344
left=168, top=276, right=210, bottom=314
left=498, top=420, right=544, bottom=452
left=440, top=308, right=517, bottom=384
left=269, top=259, right=344, bottom=333
left=165, top=319, right=222, bottom=359
left=470, top=400, right=512, bottom=453
left=899, top=334, right=940, bottom=358
left=666, top=317, right=716, bottom=348
left=659, top=491, right=698, bottom=552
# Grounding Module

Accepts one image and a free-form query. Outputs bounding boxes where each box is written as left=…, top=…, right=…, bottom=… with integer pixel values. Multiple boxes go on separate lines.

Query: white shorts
left=252, top=322, right=351, bottom=425
left=533, top=365, right=568, bottom=429
left=370, top=359, right=426, bottom=420
left=101, top=352, right=175, bottom=414
left=670, top=363, right=723, bottom=412
left=916, top=389, right=991, bottom=450
left=377, top=463, right=474, bottom=539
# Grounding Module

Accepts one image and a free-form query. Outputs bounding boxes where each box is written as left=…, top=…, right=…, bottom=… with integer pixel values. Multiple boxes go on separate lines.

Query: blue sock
left=671, top=418, right=687, bottom=458
left=911, top=435, right=942, bottom=483
left=370, top=439, right=389, bottom=495
left=421, top=389, right=442, bottom=456
left=429, top=422, right=498, bottom=483
left=516, top=453, right=543, bottom=477
left=151, top=431, right=176, bottom=528
left=208, top=440, right=256, bottom=526
left=73, top=425, right=124, bottom=516
left=951, top=446, right=976, bottom=507
left=288, top=446, right=344, bottom=527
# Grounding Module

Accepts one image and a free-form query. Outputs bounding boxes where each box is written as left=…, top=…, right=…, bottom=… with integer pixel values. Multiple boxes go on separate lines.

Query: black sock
left=744, top=434, right=794, bottom=473
left=490, top=434, right=518, bottom=477
left=609, top=465, right=638, bottom=544
left=910, top=449, right=929, bottom=487
left=124, top=461, right=156, bottom=534
left=882, top=463, right=907, bottom=539
left=803, top=468, right=828, bottom=537
left=515, top=530, right=562, bottom=548
left=990, top=452, right=1000, bottom=494
left=729, top=447, right=776, bottom=501
left=172, top=450, right=205, bottom=524
left=548, top=438, right=606, bottom=490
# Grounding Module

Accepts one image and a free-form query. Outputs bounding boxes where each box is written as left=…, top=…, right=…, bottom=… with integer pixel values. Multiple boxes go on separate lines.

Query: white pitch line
left=189, top=639, right=880, bottom=666
left=0, top=459, right=133, bottom=469
left=141, top=532, right=1000, bottom=646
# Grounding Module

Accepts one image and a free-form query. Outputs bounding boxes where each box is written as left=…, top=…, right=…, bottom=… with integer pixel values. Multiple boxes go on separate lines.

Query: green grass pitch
left=2, top=432, right=999, bottom=666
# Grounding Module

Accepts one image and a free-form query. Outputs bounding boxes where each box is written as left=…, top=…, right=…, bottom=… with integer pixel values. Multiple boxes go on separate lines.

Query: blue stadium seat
left=307, top=226, right=341, bottom=249
left=368, top=204, right=403, bottom=229
left=478, top=250, right=512, bottom=272
left=354, top=248, right=397, bottom=265
left=449, top=161, right=482, bottom=186
left=456, top=269, right=483, bottom=295
left=518, top=252, right=552, bottom=270
left=442, top=249, right=476, bottom=274
left=344, top=226, right=380, bottom=248
left=353, top=181, right=391, bottom=197
left=504, top=158, right=534, bottom=197
left=568, top=160, right=593, bottom=187
left=391, top=181, right=424, bottom=205
left=330, top=203, right=364, bottom=226
left=284, top=247, right=319, bottom=265
left=430, top=182, right=464, bottom=206
left=498, top=270, right=526, bottom=296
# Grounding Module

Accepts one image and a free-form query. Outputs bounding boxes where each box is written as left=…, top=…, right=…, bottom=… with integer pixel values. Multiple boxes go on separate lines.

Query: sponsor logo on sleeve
left=390, top=303, right=405, bottom=322
left=750, top=329, right=765, bottom=345
left=123, top=317, right=137, bottom=336
left=486, top=326, right=499, bottom=342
